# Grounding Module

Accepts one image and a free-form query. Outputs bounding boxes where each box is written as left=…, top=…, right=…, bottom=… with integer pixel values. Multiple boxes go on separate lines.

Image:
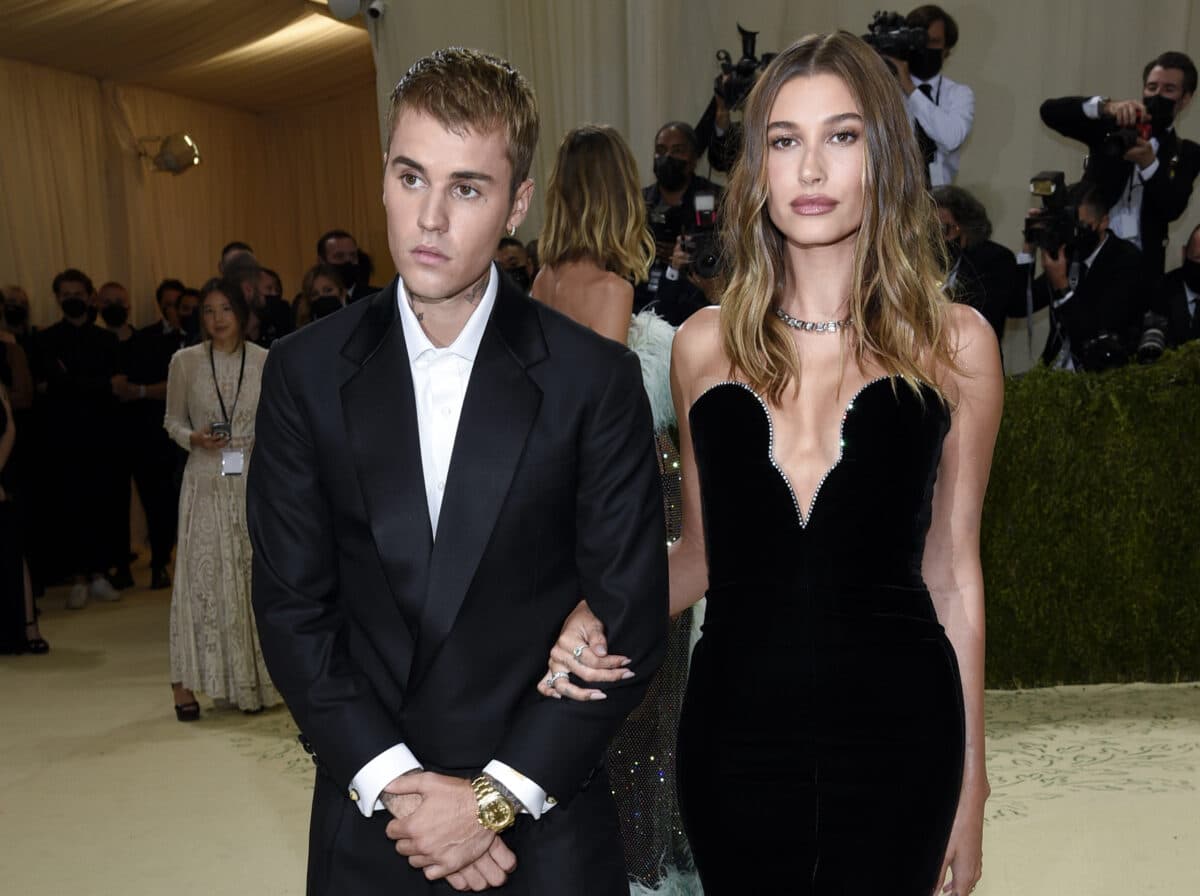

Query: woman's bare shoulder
left=939, top=302, right=1003, bottom=405
left=672, top=306, right=726, bottom=386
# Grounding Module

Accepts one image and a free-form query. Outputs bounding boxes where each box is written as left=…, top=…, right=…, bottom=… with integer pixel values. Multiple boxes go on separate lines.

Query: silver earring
left=507, top=226, right=516, bottom=237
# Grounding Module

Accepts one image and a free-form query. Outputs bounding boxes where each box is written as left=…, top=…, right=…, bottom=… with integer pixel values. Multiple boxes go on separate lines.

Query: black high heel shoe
left=174, top=701, right=201, bottom=722
left=24, top=620, right=49, bottom=654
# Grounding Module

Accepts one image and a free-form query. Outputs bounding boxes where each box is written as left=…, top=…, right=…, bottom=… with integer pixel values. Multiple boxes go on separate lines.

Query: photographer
left=635, top=121, right=722, bottom=312
left=932, top=185, right=1017, bottom=346
left=879, top=6, right=974, bottom=186
left=1040, top=52, right=1200, bottom=278
left=1142, top=222, right=1200, bottom=352
left=1014, top=181, right=1143, bottom=371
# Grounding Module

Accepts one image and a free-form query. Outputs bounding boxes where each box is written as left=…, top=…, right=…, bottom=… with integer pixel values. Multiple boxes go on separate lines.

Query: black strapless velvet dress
left=677, top=378, right=965, bottom=894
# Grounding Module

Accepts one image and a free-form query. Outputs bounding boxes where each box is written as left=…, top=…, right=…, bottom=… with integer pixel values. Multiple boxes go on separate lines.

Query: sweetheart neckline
left=690, top=376, right=894, bottom=528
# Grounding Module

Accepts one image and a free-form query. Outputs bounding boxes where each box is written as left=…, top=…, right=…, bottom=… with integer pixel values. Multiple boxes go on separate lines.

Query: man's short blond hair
left=386, top=47, right=539, bottom=194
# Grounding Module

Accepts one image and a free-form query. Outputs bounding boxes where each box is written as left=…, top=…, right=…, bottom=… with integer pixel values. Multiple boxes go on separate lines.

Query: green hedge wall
left=982, top=342, right=1200, bottom=688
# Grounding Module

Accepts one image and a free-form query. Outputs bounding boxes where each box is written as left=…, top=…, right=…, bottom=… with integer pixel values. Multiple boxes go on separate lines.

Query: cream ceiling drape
left=0, top=0, right=373, bottom=112
left=369, top=0, right=1200, bottom=372
left=0, top=55, right=389, bottom=329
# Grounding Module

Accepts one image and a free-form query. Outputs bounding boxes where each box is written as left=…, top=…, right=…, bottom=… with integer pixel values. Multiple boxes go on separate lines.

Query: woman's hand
left=934, top=779, right=988, bottom=896
left=189, top=427, right=228, bottom=451
left=535, top=600, right=633, bottom=702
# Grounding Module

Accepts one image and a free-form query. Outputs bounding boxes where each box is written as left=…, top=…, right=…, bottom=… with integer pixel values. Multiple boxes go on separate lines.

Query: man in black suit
left=249, top=48, right=667, bottom=895
left=121, top=279, right=189, bottom=589
left=318, top=228, right=382, bottom=302
left=1040, top=51, right=1200, bottom=278
left=932, top=185, right=1019, bottom=347
left=1013, top=182, right=1144, bottom=370
left=1145, top=221, right=1200, bottom=348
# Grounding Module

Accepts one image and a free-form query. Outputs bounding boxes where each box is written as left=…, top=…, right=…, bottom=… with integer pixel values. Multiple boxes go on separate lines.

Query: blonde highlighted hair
left=386, top=47, right=539, bottom=194
left=720, top=31, right=956, bottom=404
left=539, top=125, right=655, bottom=282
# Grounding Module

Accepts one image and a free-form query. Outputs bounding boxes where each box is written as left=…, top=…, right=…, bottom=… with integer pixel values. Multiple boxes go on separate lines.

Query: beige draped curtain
left=0, top=54, right=390, bottom=329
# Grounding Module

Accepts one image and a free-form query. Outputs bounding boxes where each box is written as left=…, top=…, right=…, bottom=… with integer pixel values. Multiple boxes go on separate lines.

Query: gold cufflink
left=349, top=788, right=360, bottom=802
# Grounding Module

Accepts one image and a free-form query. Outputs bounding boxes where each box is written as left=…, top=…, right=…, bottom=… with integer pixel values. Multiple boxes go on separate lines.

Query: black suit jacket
left=1040, top=95, right=1200, bottom=277
left=248, top=276, right=667, bottom=893
left=1014, top=233, right=1144, bottom=367
left=954, top=240, right=1020, bottom=347
left=1147, top=268, right=1200, bottom=347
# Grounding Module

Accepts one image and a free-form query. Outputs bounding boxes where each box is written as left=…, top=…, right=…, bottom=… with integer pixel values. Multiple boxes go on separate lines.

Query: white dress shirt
left=348, top=265, right=554, bottom=820
left=1081, top=96, right=1162, bottom=251
left=906, top=72, right=974, bottom=186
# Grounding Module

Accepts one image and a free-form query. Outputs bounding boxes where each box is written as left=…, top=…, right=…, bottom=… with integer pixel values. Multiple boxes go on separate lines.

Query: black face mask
left=311, top=295, right=343, bottom=319
left=101, top=305, right=128, bottom=327
left=505, top=266, right=532, bottom=292
left=3, top=304, right=27, bottom=327
left=909, top=47, right=944, bottom=81
left=654, top=155, right=689, bottom=192
left=61, top=297, right=88, bottom=319
left=1143, top=93, right=1177, bottom=136
left=1181, top=258, right=1200, bottom=293
left=1072, top=224, right=1102, bottom=259
left=333, top=262, right=360, bottom=292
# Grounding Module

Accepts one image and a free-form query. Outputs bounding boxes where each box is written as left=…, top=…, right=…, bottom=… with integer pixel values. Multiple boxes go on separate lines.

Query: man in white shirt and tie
left=885, top=5, right=975, bottom=186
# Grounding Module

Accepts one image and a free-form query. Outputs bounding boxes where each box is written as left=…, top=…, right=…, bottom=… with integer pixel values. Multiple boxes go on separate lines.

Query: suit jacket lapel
left=413, top=280, right=547, bottom=679
left=339, top=281, right=430, bottom=690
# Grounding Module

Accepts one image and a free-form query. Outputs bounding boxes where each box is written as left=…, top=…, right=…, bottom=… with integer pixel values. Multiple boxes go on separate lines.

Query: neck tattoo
left=409, top=268, right=490, bottom=321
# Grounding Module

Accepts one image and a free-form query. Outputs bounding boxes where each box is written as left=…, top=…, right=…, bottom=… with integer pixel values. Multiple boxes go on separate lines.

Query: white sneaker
left=66, top=583, right=88, bottom=609
left=90, top=576, right=121, bottom=602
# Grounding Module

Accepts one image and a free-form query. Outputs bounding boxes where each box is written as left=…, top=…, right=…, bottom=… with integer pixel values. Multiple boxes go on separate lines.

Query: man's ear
left=506, top=179, right=535, bottom=232
left=1179, top=91, right=1194, bottom=115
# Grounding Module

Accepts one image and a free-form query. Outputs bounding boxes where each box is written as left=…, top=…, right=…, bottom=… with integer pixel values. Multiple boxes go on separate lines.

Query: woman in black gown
left=538, top=31, right=1000, bottom=896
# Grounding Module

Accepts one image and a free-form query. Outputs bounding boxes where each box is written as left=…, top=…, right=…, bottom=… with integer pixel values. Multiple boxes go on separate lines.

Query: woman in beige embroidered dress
left=164, top=279, right=279, bottom=719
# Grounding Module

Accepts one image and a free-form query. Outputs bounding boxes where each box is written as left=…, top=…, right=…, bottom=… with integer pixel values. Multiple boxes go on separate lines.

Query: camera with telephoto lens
left=1022, top=171, right=1079, bottom=255
left=714, top=24, right=776, bottom=110
left=862, top=11, right=928, bottom=71
left=1137, top=310, right=1169, bottom=363
left=1100, top=95, right=1176, bottom=158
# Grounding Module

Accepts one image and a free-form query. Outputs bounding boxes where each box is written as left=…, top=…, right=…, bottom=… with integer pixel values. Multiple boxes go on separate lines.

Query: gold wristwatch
left=471, top=775, right=517, bottom=833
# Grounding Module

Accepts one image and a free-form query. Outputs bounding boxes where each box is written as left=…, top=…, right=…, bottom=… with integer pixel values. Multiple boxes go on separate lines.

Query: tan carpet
left=3, top=579, right=1198, bottom=894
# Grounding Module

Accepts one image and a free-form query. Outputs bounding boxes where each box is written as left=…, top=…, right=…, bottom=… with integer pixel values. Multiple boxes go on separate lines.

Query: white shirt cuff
left=484, top=759, right=557, bottom=819
left=1082, top=96, right=1104, bottom=120
left=1051, top=289, right=1075, bottom=309
left=1138, top=156, right=1161, bottom=179
left=664, top=266, right=680, bottom=282
left=349, top=743, right=423, bottom=817
left=1016, top=251, right=1034, bottom=265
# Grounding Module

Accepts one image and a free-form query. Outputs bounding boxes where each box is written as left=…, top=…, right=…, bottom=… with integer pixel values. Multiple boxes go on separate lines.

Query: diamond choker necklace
left=774, top=307, right=853, bottom=333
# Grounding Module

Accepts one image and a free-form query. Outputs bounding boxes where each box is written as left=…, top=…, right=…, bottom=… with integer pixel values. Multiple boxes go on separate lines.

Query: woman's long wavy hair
left=539, top=125, right=655, bottom=282
left=720, top=31, right=957, bottom=404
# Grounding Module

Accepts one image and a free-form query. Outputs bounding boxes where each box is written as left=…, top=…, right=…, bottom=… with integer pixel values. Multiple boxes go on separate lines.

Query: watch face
left=481, top=793, right=515, bottom=830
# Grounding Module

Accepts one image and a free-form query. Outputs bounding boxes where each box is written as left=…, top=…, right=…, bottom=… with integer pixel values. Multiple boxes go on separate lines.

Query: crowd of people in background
left=2, top=8, right=1198, bottom=720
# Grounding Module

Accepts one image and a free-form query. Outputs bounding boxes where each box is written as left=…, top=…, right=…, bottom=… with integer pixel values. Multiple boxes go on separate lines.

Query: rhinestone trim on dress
left=693, top=376, right=892, bottom=528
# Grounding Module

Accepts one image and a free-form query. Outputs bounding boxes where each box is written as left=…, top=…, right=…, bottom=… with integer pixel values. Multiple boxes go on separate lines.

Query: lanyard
left=209, top=342, right=246, bottom=427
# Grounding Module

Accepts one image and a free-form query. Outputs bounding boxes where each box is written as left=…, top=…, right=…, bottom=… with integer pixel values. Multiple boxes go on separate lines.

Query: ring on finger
left=549, top=671, right=570, bottom=686
left=573, top=644, right=586, bottom=659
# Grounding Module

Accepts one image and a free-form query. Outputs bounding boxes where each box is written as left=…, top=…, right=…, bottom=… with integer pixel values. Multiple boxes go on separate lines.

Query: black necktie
left=914, top=83, right=937, bottom=176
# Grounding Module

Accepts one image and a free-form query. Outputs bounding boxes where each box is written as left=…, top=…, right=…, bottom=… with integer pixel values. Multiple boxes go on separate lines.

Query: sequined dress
left=677, top=377, right=964, bottom=894
left=608, top=313, right=694, bottom=887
